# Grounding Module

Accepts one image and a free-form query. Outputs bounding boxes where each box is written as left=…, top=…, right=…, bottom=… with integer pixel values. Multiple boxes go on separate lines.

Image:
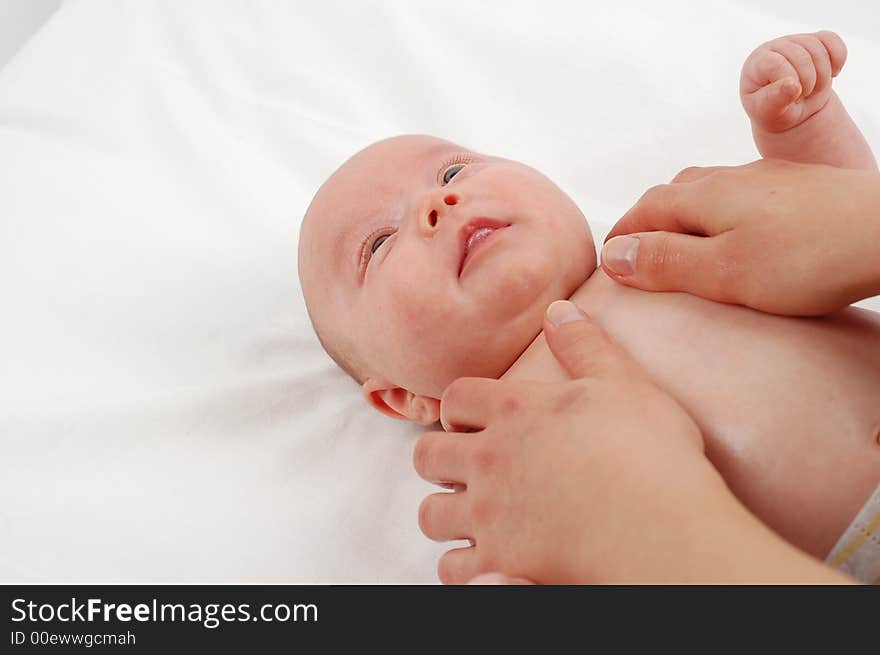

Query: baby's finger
left=816, top=30, right=846, bottom=76
left=418, top=491, right=472, bottom=542
left=437, top=544, right=480, bottom=584
left=768, top=39, right=816, bottom=97
left=746, top=76, right=802, bottom=126
left=788, top=34, right=832, bottom=96
left=741, top=49, right=798, bottom=97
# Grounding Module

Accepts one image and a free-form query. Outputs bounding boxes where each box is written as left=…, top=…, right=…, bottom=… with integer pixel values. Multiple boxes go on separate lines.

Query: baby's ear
left=362, top=378, right=440, bottom=425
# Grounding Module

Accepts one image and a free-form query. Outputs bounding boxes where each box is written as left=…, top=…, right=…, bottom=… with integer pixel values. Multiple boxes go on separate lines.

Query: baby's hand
left=740, top=31, right=846, bottom=133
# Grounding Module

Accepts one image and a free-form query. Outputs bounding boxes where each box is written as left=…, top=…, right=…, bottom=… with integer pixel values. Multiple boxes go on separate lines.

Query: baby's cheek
left=385, top=276, right=453, bottom=340
left=487, top=251, right=557, bottom=318
left=387, top=277, right=421, bottom=322
left=376, top=280, right=470, bottom=394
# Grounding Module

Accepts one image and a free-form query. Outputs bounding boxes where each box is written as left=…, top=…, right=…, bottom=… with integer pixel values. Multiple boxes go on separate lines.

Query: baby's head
left=298, top=135, right=595, bottom=423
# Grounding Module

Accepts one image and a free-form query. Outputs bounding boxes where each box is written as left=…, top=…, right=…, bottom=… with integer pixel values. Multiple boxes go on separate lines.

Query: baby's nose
left=423, top=193, right=459, bottom=233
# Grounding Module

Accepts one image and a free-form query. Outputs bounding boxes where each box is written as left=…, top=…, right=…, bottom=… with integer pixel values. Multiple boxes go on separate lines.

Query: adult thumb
left=544, top=301, right=631, bottom=380
left=601, top=232, right=719, bottom=296
left=467, top=572, right=537, bottom=585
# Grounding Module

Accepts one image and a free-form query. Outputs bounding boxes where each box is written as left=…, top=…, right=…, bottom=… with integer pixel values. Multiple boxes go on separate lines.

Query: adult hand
left=415, top=301, right=853, bottom=584
left=415, top=301, right=788, bottom=584
left=601, top=159, right=880, bottom=316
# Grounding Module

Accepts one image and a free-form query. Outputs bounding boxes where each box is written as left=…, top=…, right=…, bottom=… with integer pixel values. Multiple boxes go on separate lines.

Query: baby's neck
left=503, top=266, right=619, bottom=382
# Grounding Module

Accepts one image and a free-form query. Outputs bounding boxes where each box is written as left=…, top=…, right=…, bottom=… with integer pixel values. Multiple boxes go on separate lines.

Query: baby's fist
left=740, top=31, right=846, bottom=133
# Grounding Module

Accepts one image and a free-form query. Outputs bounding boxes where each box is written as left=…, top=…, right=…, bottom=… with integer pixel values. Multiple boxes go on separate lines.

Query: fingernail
left=547, top=300, right=587, bottom=326
left=467, top=572, right=509, bottom=585
left=781, top=78, right=800, bottom=97
left=602, top=236, right=639, bottom=276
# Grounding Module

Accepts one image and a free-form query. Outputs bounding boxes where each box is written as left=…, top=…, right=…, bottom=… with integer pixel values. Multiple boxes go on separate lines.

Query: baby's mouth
left=458, top=218, right=511, bottom=277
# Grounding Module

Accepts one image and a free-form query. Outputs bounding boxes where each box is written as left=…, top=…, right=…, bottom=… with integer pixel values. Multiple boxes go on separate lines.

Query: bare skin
left=298, top=31, right=880, bottom=568
left=601, top=160, right=880, bottom=316
left=504, top=267, right=880, bottom=559
left=741, top=31, right=877, bottom=171
left=418, top=304, right=854, bottom=584
left=499, top=31, right=880, bottom=566
left=489, top=31, right=880, bottom=559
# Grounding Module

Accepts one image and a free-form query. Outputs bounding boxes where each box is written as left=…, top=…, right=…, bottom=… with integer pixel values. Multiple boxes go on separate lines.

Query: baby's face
left=299, top=135, right=595, bottom=400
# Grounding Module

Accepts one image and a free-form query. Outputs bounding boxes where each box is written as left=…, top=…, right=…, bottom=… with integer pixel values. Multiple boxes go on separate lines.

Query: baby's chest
left=618, top=297, right=880, bottom=451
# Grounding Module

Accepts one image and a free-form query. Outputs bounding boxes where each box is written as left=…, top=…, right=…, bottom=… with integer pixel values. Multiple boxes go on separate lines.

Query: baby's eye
left=371, top=233, right=391, bottom=254
left=442, top=164, right=465, bottom=185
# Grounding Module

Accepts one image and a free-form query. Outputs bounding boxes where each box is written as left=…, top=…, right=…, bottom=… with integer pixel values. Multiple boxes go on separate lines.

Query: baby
left=298, top=31, right=880, bottom=564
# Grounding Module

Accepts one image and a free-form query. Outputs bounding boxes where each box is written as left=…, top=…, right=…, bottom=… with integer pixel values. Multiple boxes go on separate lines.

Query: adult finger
left=601, top=231, right=732, bottom=300
left=670, top=165, right=730, bottom=184
left=437, top=544, right=480, bottom=585
left=439, top=376, right=505, bottom=433
left=418, top=491, right=472, bottom=542
left=413, top=430, right=472, bottom=485
left=543, top=301, right=633, bottom=380
left=604, top=183, right=711, bottom=243
left=467, top=572, right=537, bottom=585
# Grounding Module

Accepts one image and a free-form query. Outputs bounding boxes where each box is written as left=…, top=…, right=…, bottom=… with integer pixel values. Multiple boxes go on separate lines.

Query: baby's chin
left=391, top=319, right=547, bottom=400
left=401, top=361, right=514, bottom=402
left=429, top=268, right=591, bottom=393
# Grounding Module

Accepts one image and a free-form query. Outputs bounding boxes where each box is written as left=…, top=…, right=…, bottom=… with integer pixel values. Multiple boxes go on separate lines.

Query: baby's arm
left=740, top=31, right=877, bottom=171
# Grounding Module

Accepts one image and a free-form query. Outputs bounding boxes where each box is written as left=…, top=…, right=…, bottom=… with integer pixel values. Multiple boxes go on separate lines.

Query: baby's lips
left=432, top=481, right=466, bottom=492
left=457, top=217, right=511, bottom=277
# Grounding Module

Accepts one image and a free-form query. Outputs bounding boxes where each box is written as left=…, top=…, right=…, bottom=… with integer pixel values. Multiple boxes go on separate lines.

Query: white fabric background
left=0, top=0, right=61, bottom=69
left=1, top=0, right=878, bottom=582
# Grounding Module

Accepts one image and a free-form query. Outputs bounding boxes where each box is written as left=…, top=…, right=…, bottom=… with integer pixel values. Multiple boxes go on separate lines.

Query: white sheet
left=2, top=0, right=878, bottom=583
